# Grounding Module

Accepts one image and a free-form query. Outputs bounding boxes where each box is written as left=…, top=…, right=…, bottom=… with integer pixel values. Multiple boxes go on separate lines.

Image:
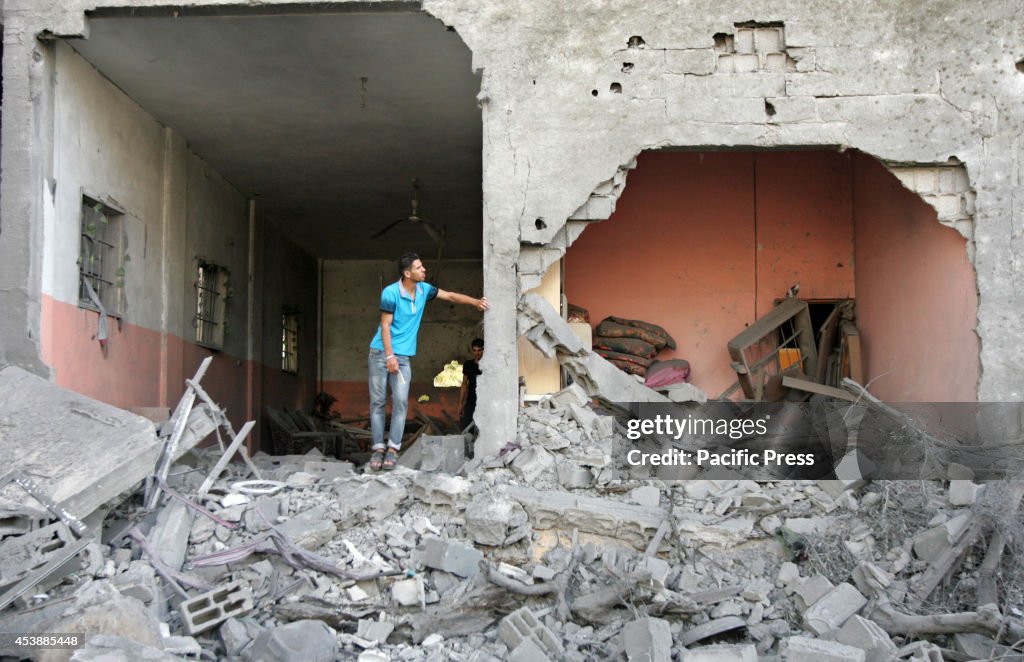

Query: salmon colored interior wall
left=42, top=296, right=283, bottom=450
left=42, top=295, right=164, bottom=408
left=565, top=151, right=855, bottom=397
left=753, top=152, right=855, bottom=315
left=851, top=154, right=978, bottom=401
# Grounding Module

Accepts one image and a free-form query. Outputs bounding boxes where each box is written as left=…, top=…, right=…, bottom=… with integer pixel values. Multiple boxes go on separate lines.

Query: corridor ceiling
left=68, top=8, right=483, bottom=259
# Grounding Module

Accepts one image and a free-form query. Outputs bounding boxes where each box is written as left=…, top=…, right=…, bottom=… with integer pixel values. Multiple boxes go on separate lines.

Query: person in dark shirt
left=459, top=338, right=484, bottom=431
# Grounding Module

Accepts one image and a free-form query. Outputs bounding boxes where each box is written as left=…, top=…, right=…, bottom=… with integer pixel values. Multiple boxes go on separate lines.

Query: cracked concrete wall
left=429, top=0, right=1023, bottom=454
left=3, top=0, right=1023, bottom=456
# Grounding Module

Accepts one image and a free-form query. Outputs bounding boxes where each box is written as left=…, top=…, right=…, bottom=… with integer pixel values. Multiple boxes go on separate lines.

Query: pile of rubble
left=1, top=367, right=1023, bottom=661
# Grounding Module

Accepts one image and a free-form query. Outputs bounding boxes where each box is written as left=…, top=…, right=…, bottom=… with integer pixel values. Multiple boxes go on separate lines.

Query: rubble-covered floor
left=1, top=382, right=1023, bottom=662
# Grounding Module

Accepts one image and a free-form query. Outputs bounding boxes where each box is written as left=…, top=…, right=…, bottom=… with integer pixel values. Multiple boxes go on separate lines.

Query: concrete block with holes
left=0, top=521, right=76, bottom=588
left=178, top=581, right=254, bottom=635
left=497, top=607, right=563, bottom=659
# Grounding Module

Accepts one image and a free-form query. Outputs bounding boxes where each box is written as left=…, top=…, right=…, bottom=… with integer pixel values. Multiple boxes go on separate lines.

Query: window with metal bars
left=194, top=259, right=228, bottom=349
left=78, top=196, right=124, bottom=315
left=281, top=310, right=300, bottom=373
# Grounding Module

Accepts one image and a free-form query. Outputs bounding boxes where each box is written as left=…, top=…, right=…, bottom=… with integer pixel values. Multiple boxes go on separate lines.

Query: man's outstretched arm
left=436, top=289, right=490, bottom=311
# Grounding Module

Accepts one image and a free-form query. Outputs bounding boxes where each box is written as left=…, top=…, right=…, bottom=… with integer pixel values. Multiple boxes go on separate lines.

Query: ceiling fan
left=370, top=178, right=447, bottom=248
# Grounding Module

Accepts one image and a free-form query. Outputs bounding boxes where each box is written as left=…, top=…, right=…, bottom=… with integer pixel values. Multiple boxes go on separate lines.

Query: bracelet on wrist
left=386, top=355, right=395, bottom=360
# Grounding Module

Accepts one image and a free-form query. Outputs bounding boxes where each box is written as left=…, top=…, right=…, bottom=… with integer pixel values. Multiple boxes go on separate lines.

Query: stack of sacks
left=593, top=316, right=676, bottom=377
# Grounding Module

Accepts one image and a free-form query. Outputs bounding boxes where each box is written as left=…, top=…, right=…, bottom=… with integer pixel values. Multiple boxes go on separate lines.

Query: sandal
left=382, top=448, right=399, bottom=471
left=369, top=450, right=385, bottom=471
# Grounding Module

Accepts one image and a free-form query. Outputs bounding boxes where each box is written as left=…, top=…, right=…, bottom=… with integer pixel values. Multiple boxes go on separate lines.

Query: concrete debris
left=0, top=366, right=1020, bottom=661
left=70, top=634, right=181, bottom=661
left=682, top=643, right=758, bottom=661
left=621, top=616, right=672, bottom=661
left=803, top=582, right=867, bottom=635
left=0, top=367, right=166, bottom=519
left=418, top=434, right=467, bottom=474
left=178, top=581, right=254, bottom=635
left=498, top=607, right=564, bottom=659
left=421, top=536, right=483, bottom=577
left=465, top=491, right=530, bottom=546
left=836, top=615, right=897, bottom=662
left=249, top=619, right=337, bottom=661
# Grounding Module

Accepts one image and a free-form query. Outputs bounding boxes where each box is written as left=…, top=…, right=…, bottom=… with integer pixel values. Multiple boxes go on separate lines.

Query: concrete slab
left=0, top=367, right=165, bottom=518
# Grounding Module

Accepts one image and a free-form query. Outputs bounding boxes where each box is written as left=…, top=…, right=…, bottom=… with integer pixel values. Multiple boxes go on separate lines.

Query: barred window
left=194, top=259, right=228, bottom=349
left=79, top=196, right=124, bottom=315
left=281, top=309, right=300, bottom=373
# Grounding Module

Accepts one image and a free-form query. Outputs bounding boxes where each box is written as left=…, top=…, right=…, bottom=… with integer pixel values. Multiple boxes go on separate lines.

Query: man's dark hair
left=471, top=338, right=484, bottom=349
left=397, top=252, right=420, bottom=276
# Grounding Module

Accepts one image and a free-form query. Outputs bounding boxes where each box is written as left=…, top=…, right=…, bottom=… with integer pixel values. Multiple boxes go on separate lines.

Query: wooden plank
left=815, top=304, right=842, bottom=384
left=781, top=375, right=860, bottom=402
left=727, top=298, right=807, bottom=351
left=518, top=260, right=562, bottom=395
left=793, top=304, right=818, bottom=381
left=840, top=321, right=864, bottom=383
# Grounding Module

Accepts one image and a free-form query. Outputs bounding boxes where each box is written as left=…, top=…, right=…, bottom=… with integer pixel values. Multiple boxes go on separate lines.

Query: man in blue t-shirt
left=368, top=252, right=489, bottom=470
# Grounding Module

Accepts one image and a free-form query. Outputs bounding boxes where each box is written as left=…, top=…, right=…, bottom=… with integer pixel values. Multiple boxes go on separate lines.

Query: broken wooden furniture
left=265, top=407, right=350, bottom=457
left=725, top=298, right=817, bottom=400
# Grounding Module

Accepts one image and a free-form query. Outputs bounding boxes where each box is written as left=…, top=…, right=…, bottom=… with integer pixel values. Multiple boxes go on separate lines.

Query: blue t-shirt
left=369, top=280, right=439, bottom=356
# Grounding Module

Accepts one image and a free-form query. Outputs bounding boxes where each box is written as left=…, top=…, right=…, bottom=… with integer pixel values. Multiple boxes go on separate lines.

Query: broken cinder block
left=498, top=607, right=564, bottom=660
left=0, top=521, right=78, bottom=590
left=178, top=581, right=254, bottom=635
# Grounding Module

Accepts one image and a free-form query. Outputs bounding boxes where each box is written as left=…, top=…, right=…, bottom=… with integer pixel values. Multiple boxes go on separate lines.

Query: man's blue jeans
left=368, top=349, right=411, bottom=451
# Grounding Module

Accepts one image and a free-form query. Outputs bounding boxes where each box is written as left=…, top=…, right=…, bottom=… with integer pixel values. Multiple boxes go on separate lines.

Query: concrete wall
left=259, top=225, right=319, bottom=449
left=565, top=150, right=854, bottom=397
left=321, top=258, right=483, bottom=422
left=852, top=153, right=979, bottom=402
left=33, top=40, right=318, bottom=446
left=41, top=40, right=179, bottom=408
left=4, top=0, right=1022, bottom=456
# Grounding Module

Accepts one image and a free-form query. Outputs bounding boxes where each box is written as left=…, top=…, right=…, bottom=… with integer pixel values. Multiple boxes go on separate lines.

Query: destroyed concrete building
left=1, top=0, right=1023, bottom=660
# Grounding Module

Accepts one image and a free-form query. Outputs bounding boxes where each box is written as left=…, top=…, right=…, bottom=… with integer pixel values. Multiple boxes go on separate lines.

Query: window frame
left=193, top=257, right=229, bottom=350
left=281, top=308, right=300, bottom=374
left=78, top=193, right=126, bottom=318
